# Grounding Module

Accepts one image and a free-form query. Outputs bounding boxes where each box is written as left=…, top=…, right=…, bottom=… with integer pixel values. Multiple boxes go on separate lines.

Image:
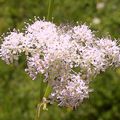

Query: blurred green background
left=0, top=0, right=120, bottom=120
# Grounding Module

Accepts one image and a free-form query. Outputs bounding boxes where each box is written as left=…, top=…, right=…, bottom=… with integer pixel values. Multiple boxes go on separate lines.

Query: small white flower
left=96, top=2, right=105, bottom=10
left=50, top=74, right=91, bottom=108
left=71, top=24, right=94, bottom=45
left=0, top=31, right=26, bottom=64
left=92, top=17, right=101, bottom=25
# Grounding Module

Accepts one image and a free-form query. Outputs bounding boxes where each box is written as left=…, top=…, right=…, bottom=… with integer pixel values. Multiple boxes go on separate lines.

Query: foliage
left=0, top=0, right=120, bottom=120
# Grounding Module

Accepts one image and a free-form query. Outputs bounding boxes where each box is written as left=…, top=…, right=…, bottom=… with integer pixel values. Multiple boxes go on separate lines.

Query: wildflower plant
left=0, top=0, right=120, bottom=120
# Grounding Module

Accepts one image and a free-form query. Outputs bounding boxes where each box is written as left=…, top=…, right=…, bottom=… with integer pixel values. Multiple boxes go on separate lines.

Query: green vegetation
left=0, top=0, right=120, bottom=120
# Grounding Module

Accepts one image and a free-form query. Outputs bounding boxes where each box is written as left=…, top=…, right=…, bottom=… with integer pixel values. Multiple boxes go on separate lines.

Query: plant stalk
left=47, top=0, right=54, bottom=21
left=34, top=0, right=54, bottom=119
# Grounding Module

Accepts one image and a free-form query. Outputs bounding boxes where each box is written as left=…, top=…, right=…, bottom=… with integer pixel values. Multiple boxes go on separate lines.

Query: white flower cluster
left=50, top=74, right=90, bottom=108
left=0, top=19, right=120, bottom=108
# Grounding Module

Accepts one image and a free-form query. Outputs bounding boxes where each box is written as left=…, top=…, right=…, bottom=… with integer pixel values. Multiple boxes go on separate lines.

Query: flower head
left=0, top=19, right=120, bottom=108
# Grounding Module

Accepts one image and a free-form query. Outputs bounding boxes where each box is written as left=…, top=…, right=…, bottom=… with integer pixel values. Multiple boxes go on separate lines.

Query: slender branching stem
left=47, top=0, right=54, bottom=21
left=34, top=0, right=54, bottom=120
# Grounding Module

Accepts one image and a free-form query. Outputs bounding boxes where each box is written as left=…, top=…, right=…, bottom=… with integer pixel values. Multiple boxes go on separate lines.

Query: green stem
left=39, top=76, right=43, bottom=101
left=34, top=0, right=54, bottom=119
left=35, top=84, right=51, bottom=120
left=47, top=0, right=54, bottom=21
left=43, top=84, right=51, bottom=98
left=35, top=103, right=42, bottom=120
